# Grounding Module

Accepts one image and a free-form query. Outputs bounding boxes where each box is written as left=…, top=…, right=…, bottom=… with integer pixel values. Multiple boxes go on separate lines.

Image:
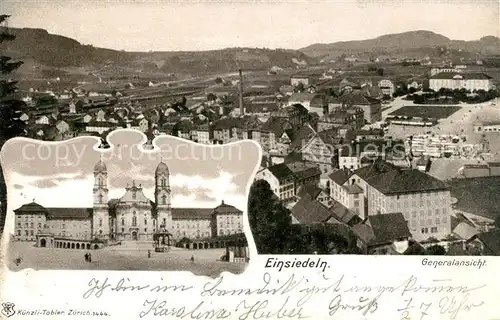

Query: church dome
left=155, top=161, right=169, bottom=175
left=94, top=159, right=107, bottom=172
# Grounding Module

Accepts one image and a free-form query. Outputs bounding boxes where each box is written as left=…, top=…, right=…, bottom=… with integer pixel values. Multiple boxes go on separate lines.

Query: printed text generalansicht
left=265, top=257, right=329, bottom=273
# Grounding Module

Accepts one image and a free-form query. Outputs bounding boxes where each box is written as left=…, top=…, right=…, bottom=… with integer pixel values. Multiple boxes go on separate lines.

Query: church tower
left=93, top=158, right=110, bottom=240
left=155, top=160, right=172, bottom=232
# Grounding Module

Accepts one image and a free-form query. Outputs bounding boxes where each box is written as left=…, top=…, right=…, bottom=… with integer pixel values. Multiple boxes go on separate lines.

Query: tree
left=294, top=82, right=305, bottom=93
left=248, top=180, right=292, bottom=254
left=214, top=77, right=223, bottom=85
left=0, top=15, right=26, bottom=234
left=207, top=92, right=217, bottom=102
left=495, top=215, right=500, bottom=229
left=404, top=241, right=426, bottom=255
left=426, top=244, right=446, bottom=255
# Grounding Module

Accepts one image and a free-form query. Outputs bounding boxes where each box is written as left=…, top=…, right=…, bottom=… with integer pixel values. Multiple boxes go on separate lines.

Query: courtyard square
left=6, top=241, right=247, bottom=276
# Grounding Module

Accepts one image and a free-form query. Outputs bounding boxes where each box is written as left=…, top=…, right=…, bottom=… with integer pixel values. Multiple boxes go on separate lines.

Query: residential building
left=290, top=73, right=322, bottom=87
left=377, top=79, right=395, bottom=97
left=466, top=230, right=500, bottom=255
left=286, top=93, right=325, bottom=115
left=337, top=139, right=406, bottom=170
left=318, top=105, right=365, bottom=132
left=329, top=168, right=365, bottom=215
left=192, top=123, right=211, bottom=144
left=254, top=161, right=321, bottom=202
left=352, top=212, right=412, bottom=254
left=328, top=93, right=381, bottom=123
left=297, top=184, right=332, bottom=207
left=349, top=160, right=452, bottom=241
left=271, top=104, right=309, bottom=127
left=300, top=128, right=341, bottom=175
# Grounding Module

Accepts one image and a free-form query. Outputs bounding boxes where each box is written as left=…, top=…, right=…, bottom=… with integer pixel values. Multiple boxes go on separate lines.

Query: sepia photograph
left=0, top=0, right=499, bottom=263
left=1, top=133, right=259, bottom=275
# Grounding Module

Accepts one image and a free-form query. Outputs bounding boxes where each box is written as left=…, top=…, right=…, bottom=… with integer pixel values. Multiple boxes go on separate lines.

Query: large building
left=329, top=160, right=452, bottom=242
left=254, top=161, right=321, bottom=202
left=429, top=72, right=493, bottom=91
left=13, top=160, right=243, bottom=245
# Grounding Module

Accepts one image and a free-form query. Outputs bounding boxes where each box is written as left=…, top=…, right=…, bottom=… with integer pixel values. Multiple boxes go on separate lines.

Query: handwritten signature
left=82, top=273, right=487, bottom=319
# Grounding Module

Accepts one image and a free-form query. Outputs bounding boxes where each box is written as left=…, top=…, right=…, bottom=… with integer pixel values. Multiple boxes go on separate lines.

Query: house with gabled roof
left=299, top=128, right=342, bottom=175
left=297, top=184, right=332, bottom=208
left=349, top=159, right=452, bottom=242
left=466, top=229, right=500, bottom=255
left=329, top=168, right=365, bottom=218
left=352, top=212, right=412, bottom=254
left=255, top=161, right=321, bottom=202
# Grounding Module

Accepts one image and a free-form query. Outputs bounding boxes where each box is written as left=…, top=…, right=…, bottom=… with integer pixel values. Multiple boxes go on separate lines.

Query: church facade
left=13, top=160, right=244, bottom=245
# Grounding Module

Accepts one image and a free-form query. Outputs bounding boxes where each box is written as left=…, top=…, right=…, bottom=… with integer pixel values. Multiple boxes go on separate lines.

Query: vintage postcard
left=1, top=0, right=500, bottom=319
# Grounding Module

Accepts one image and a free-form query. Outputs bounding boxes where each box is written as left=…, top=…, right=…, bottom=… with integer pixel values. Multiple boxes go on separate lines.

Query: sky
left=0, top=131, right=261, bottom=233
left=2, top=0, right=499, bottom=51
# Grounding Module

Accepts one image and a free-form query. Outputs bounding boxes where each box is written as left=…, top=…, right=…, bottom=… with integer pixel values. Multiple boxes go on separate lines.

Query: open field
left=389, top=105, right=461, bottom=119
left=6, top=241, right=247, bottom=276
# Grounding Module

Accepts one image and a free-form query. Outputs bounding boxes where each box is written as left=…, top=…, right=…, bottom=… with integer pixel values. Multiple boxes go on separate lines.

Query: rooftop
left=429, top=72, right=492, bottom=80
left=355, top=160, right=449, bottom=195
left=291, top=196, right=339, bottom=225
left=353, top=212, right=412, bottom=247
left=448, top=176, right=500, bottom=220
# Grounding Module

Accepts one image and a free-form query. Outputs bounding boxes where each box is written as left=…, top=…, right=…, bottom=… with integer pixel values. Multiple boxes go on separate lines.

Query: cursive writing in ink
left=236, top=296, right=308, bottom=320
left=328, top=294, right=378, bottom=316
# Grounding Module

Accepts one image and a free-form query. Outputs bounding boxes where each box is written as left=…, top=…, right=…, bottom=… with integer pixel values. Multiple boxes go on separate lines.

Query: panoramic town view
left=1, top=0, right=500, bottom=263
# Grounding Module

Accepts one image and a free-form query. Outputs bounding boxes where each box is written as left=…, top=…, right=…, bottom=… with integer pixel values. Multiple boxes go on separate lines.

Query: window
left=132, top=191, right=137, bottom=199
left=38, top=223, right=41, bottom=228
left=25, top=230, right=28, bottom=236
left=144, top=219, right=147, bottom=225
left=30, top=222, right=34, bottom=228
left=99, top=194, right=103, bottom=203
left=144, top=228, right=147, bottom=232
left=17, top=222, right=21, bottom=228
left=162, top=218, right=166, bottom=226
left=431, top=227, right=438, bottom=233
left=17, top=230, right=21, bottom=236
left=132, top=216, right=137, bottom=227
left=121, top=228, right=124, bottom=233
left=99, top=218, right=102, bottom=227
left=121, top=218, right=125, bottom=226
left=162, top=195, right=167, bottom=205
left=153, top=220, right=156, bottom=226
left=99, top=230, right=103, bottom=235
left=30, top=230, right=34, bottom=235
left=62, top=223, right=66, bottom=229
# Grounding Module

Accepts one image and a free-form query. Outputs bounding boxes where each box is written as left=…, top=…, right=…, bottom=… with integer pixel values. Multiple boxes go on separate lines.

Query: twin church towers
left=91, top=159, right=172, bottom=241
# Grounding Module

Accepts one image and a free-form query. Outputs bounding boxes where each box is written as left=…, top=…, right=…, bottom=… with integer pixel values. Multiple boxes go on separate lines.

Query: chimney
left=238, top=69, right=245, bottom=115
left=221, top=200, right=225, bottom=205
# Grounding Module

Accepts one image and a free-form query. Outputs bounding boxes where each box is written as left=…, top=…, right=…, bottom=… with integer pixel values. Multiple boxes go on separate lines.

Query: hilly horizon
left=300, top=30, right=500, bottom=60
left=1, top=27, right=499, bottom=76
left=1, top=27, right=315, bottom=75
